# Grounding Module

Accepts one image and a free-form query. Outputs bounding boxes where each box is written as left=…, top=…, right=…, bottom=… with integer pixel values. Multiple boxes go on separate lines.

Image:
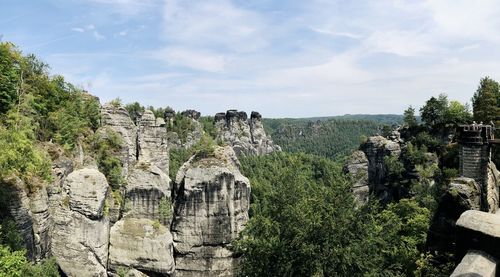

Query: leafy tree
left=420, top=94, right=448, bottom=130
left=124, top=102, right=144, bottom=124
left=0, top=42, right=20, bottom=115
left=404, top=106, right=418, bottom=128
left=235, top=153, right=433, bottom=276
left=472, top=76, right=500, bottom=123
left=445, top=100, right=471, bottom=125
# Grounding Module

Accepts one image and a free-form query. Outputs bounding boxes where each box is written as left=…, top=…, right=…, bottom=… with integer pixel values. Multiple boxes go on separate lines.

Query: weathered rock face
left=50, top=168, right=110, bottom=277
left=361, top=136, right=401, bottom=187
left=427, top=177, right=482, bottom=252
left=125, top=163, right=172, bottom=221
left=172, top=146, right=251, bottom=276
left=108, top=218, right=175, bottom=275
left=168, top=116, right=204, bottom=150
left=100, top=104, right=138, bottom=179
left=215, top=110, right=280, bottom=157
left=28, top=187, right=52, bottom=262
left=138, top=110, right=169, bottom=174
left=344, top=136, right=402, bottom=203
left=1, top=178, right=36, bottom=259
left=485, top=161, right=500, bottom=213
left=343, top=150, right=369, bottom=204
left=65, top=168, right=109, bottom=219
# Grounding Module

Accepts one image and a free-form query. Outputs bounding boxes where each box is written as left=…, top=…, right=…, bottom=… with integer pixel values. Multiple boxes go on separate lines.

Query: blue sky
left=2, top=0, right=500, bottom=117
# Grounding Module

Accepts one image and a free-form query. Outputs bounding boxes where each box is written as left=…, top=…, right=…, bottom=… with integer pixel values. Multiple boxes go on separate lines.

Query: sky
left=1, top=0, right=500, bottom=118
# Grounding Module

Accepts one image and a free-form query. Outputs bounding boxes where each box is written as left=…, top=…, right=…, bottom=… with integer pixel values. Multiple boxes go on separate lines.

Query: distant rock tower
left=457, top=123, right=498, bottom=211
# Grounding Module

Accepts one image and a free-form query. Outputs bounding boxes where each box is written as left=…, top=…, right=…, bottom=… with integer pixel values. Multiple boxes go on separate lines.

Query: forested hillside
left=263, top=118, right=384, bottom=159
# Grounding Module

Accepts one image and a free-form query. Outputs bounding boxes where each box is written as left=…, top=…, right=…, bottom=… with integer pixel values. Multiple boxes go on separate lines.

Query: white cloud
left=71, top=27, right=85, bottom=33
left=93, top=31, right=105, bottom=41
left=162, top=0, right=267, bottom=53
left=151, top=47, right=228, bottom=72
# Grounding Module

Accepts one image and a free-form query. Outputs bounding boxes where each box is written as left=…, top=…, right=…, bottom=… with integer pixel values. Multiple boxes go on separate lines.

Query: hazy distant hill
left=263, top=114, right=402, bottom=159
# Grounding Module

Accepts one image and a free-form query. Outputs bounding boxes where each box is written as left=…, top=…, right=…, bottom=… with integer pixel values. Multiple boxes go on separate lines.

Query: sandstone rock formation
left=50, top=168, right=110, bottom=277
left=100, top=104, right=138, bottom=178
left=172, top=146, right=251, bottom=276
left=3, top=102, right=254, bottom=276
left=138, top=110, right=169, bottom=174
left=124, top=163, right=172, bottom=221
left=215, top=110, right=280, bottom=156
left=108, top=218, right=175, bottom=275
left=344, top=135, right=402, bottom=202
left=343, top=150, right=369, bottom=204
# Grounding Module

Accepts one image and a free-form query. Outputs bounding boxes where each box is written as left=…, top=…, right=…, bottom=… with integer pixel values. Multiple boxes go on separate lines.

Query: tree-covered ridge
left=236, top=152, right=440, bottom=276
left=263, top=118, right=383, bottom=159
left=0, top=42, right=100, bottom=276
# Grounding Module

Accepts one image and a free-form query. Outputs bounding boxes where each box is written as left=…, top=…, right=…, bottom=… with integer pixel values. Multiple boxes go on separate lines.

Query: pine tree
left=472, top=76, right=500, bottom=124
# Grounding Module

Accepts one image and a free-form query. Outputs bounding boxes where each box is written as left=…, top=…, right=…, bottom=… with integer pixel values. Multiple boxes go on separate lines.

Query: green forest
left=0, top=41, right=499, bottom=276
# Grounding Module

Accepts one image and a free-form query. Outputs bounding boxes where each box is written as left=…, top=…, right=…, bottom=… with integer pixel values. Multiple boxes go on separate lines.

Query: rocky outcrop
left=344, top=136, right=402, bottom=203
left=343, top=150, right=369, bottom=204
left=138, top=110, right=169, bottom=174
left=4, top=102, right=254, bottom=276
left=215, top=110, right=280, bottom=157
left=50, top=168, right=110, bottom=277
left=172, top=146, right=251, bottom=276
left=100, top=104, right=138, bottom=178
left=168, top=113, right=204, bottom=150
left=125, top=163, right=172, bottom=222
left=427, top=177, right=481, bottom=252
left=108, top=218, right=175, bottom=275
left=485, top=161, right=500, bottom=213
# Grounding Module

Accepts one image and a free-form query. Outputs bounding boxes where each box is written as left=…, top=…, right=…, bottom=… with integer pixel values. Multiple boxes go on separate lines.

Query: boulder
left=108, top=218, right=175, bottom=275
left=451, top=250, right=497, bottom=277
left=455, top=210, right=500, bottom=259
left=65, top=168, right=109, bottom=219
left=172, top=146, right=251, bottom=276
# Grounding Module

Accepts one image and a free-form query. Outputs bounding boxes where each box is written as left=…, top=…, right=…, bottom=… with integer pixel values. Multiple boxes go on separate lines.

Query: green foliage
left=199, top=116, right=216, bottom=139
left=472, top=76, right=500, bottom=123
left=420, top=94, right=449, bottom=129
left=0, top=225, right=59, bottom=277
left=192, top=133, right=216, bottom=159
left=169, top=148, right=192, bottom=180
left=0, top=42, right=20, bottom=115
left=124, top=102, right=144, bottom=124
left=152, top=220, right=161, bottom=230
left=404, top=106, right=418, bottom=128
left=147, top=105, right=173, bottom=119
left=158, top=197, right=172, bottom=220
left=445, top=100, right=471, bottom=126
left=109, top=98, right=122, bottom=108
left=420, top=94, right=471, bottom=131
left=91, top=130, right=124, bottom=188
left=375, top=199, right=431, bottom=276
left=0, top=245, right=27, bottom=277
left=384, top=155, right=405, bottom=181
left=236, top=153, right=433, bottom=276
left=0, top=220, right=24, bottom=251
left=22, top=257, right=59, bottom=277
left=263, top=118, right=382, bottom=159
left=169, top=112, right=195, bottom=143
left=0, top=111, right=51, bottom=189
